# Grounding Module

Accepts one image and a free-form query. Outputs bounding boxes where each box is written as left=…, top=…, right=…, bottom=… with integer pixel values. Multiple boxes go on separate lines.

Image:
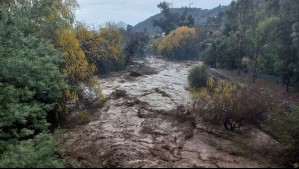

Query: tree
left=4, top=0, right=78, bottom=40
left=235, top=0, right=254, bottom=75
left=247, top=17, right=278, bottom=83
left=0, top=4, right=68, bottom=143
left=203, top=34, right=239, bottom=69
left=0, top=1, right=96, bottom=167
left=178, top=7, right=195, bottom=28
left=76, top=22, right=123, bottom=73
left=3, top=0, right=98, bottom=106
left=274, top=0, right=299, bottom=91
left=218, top=0, right=253, bottom=75
left=58, top=28, right=96, bottom=84
left=157, top=26, right=198, bottom=59
left=265, top=0, right=280, bottom=16
left=152, top=1, right=195, bottom=35
left=152, top=1, right=179, bottom=35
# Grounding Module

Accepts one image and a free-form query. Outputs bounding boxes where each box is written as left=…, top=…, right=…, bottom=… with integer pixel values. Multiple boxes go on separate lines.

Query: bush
left=191, top=78, right=270, bottom=131
left=265, top=104, right=299, bottom=165
left=0, top=132, right=63, bottom=168
left=96, top=55, right=126, bottom=74
left=157, top=26, right=199, bottom=60
left=188, top=64, right=209, bottom=88
left=0, top=33, right=68, bottom=140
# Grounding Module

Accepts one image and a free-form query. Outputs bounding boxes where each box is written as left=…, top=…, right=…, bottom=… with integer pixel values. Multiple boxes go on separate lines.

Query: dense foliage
left=192, top=78, right=269, bottom=131
left=0, top=31, right=68, bottom=141
left=202, top=0, right=299, bottom=90
left=152, top=1, right=195, bottom=35
left=1, top=0, right=151, bottom=166
left=157, top=26, right=199, bottom=59
left=1, top=0, right=299, bottom=167
left=0, top=0, right=110, bottom=167
left=265, top=105, right=299, bottom=165
left=0, top=2, right=70, bottom=167
left=122, top=25, right=149, bottom=61
left=76, top=22, right=149, bottom=74
left=0, top=133, right=63, bottom=168
left=196, top=1, right=299, bottom=162
left=188, top=64, right=209, bottom=88
left=75, top=22, right=120, bottom=74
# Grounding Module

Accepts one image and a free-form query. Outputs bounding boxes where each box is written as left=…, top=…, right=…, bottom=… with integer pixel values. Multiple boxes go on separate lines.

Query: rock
left=139, top=65, right=158, bottom=75
left=129, top=71, right=143, bottom=77
left=77, top=83, right=100, bottom=105
left=129, top=65, right=158, bottom=77
left=111, top=89, right=128, bottom=99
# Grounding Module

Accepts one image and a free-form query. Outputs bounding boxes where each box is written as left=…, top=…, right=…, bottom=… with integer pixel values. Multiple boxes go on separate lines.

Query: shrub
left=0, top=132, right=63, bottom=168
left=0, top=34, right=68, bottom=140
left=265, top=104, right=299, bottom=166
left=188, top=64, right=209, bottom=88
left=157, top=26, right=199, bottom=60
left=191, top=78, right=270, bottom=131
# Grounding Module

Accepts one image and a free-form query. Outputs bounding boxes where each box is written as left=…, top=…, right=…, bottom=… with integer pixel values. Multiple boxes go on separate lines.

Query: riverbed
left=60, top=57, right=277, bottom=168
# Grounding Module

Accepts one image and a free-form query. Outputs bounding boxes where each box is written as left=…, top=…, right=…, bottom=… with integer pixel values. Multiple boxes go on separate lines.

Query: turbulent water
left=60, top=57, right=277, bottom=168
left=101, top=57, right=193, bottom=111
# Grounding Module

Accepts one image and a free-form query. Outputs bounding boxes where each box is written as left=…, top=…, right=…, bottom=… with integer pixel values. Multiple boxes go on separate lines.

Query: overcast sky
left=76, top=0, right=232, bottom=26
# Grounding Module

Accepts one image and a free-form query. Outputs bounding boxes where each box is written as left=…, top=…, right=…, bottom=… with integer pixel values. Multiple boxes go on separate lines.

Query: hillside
left=132, top=5, right=228, bottom=36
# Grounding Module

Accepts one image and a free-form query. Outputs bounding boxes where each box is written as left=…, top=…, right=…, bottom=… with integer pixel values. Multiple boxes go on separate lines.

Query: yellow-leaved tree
left=57, top=27, right=98, bottom=110
left=157, top=26, right=198, bottom=59
left=13, top=0, right=101, bottom=112
left=58, top=28, right=97, bottom=83
left=75, top=22, right=123, bottom=73
left=76, top=22, right=123, bottom=61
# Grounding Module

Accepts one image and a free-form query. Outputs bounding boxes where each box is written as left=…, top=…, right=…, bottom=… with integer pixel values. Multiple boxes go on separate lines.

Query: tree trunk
left=238, top=60, right=241, bottom=75
left=252, top=51, right=258, bottom=83
left=286, top=79, right=290, bottom=92
left=238, top=39, right=243, bottom=76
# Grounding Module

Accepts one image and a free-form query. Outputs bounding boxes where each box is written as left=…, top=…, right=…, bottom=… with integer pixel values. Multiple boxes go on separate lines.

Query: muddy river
left=60, top=57, right=278, bottom=168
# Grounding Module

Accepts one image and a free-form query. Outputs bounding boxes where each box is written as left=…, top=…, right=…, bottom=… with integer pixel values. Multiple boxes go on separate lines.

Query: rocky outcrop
left=128, top=64, right=158, bottom=77
left=77, top=83, right=101, bottom=106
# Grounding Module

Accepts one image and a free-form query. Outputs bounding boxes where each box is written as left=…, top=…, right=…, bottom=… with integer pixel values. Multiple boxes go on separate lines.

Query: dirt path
left=60, top=57, right=278, bottom=168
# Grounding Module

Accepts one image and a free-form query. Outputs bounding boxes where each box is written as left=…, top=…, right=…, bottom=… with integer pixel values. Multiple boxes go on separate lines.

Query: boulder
left=129, top=71, right=143, bottom=77
left=129, top=65, right=158, bottom=77
left=77, top=83, right=100, bottom=105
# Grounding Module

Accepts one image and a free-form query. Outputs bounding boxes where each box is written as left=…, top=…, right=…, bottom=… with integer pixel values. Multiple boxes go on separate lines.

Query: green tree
left=235, top=0, right=254, bottom=75
left=247, top=17, right=278, bottom=83
left=0, top=133, right=63, bottom=168
left=0, top=9, right=68, bottom=141
left=152, top=1, right=195, bottom=35
left=178, top=7, right=195, bottom=28
left=152, top=1, right=179, bottom=35
left=274, top=0, right=299, bottom=91
left=0, top=4, right=67, bottom=167
left=203, top=34, right=239, bottom=69
left=2, top=0, right=98, bottom=108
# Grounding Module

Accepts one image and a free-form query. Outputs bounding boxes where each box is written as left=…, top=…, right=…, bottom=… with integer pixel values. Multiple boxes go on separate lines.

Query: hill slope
left=132, top=6, right=228, bottom=36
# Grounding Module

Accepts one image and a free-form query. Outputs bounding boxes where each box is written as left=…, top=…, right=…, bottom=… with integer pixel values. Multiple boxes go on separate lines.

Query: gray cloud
left=76, top=0, right=232, bottom=26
